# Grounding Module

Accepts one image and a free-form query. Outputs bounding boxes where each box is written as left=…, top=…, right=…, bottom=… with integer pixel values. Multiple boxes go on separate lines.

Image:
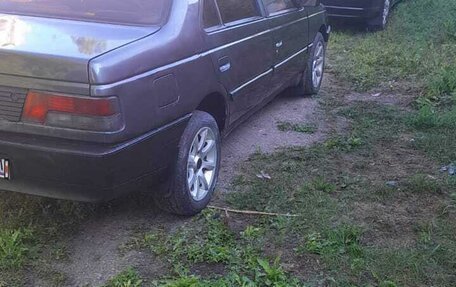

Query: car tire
left=296, top=32, right=326, bottom=96
left=368, top=0, right=391, bottom=31
left=155, top=111, right=221, bottom=216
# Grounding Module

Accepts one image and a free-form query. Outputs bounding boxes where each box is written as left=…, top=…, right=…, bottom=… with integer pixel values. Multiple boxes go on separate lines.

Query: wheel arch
left=319, top=24, right=330, bottom=42
left=196, top=92, right=229, bottom=133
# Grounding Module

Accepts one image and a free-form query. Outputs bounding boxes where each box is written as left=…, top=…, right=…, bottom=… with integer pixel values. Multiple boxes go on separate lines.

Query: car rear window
left=262, top=0, right=296, bottom=14
left=0, top=0, right=170, bottom=25
left=216, top=0, right=260, bottom=23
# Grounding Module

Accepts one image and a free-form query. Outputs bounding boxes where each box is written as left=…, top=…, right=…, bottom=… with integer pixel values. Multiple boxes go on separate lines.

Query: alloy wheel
left=312, top=41, right=325, bottom=89
left=187, top=127, right=218, bottom=201
left=382, top=0, right=391, bottom=27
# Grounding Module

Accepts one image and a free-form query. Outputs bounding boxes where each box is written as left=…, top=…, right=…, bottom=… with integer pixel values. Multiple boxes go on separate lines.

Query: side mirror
left=298, top=0, right=322, bottom=7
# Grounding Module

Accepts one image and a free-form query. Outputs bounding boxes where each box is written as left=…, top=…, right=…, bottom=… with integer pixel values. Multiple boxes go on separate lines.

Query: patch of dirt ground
left=219, top=81, right=341, bottom=191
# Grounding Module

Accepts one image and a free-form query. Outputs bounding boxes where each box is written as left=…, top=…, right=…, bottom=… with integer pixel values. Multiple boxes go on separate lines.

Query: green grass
left=332, top=0, right=456, bottom=164
left=141, top=212, right=236, bottom=267
left=302, top=225, right=363, bottom=256
left=323, top=136, right=363, bottom=151
left=154, top=264, right=299, bottom=287
left=404, top=174, right=442, bottom=193
left=338, top=102, right=406, bottom=153
left=0, top=228, right=34, bottom=269
left=330, top=0, right=456, bottom=101
left=364, top=239, right=456, bottom=287
left=0, top=193, right=95, bottom=285
left=277, top=121, right=317, bottom=133
left=226, top=149, right=339, bottom=230
left=408, top=103, right=456, bottom=130
left=103, top=268, right=143, bottom=287
left=407, top=102, right=456, bottom=163
left=307, top=177, right=336, bottom=193
left=131, top=210, right=302, bottom=286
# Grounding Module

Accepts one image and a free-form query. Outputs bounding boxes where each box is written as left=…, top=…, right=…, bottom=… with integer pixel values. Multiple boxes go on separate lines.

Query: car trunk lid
left=0, top=14, right=159, bottom=83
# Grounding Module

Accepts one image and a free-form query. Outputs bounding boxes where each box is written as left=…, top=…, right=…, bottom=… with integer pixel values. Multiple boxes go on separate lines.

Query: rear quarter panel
left=89, top=0, right=228, bottom=143
left=306, top=5, right=328, bottom=42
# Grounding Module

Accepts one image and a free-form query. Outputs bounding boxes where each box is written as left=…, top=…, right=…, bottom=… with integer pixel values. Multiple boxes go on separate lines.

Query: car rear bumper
left=0, top=115, right=190, bottom=202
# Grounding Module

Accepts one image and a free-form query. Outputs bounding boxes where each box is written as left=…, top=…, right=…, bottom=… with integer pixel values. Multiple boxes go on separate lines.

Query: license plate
left=0, top=159, right=10, bottom=179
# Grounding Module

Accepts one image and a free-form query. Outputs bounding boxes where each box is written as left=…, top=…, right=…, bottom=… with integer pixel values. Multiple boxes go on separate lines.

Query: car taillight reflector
left=22, top=91, right=118, bottom=124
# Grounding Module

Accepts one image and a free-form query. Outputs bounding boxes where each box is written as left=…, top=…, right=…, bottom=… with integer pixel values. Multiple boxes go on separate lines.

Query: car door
left=202, top=0, right=275, bottom=124
left=262, top=0, right=309, bottom=93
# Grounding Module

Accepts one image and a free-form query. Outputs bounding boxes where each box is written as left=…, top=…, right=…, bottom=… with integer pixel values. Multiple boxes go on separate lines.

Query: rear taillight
left=22, top=91, right=122, bottom=132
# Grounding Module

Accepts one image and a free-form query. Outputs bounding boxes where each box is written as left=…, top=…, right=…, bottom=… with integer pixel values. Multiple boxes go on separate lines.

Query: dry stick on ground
left=208, top=205, right=301, bottom=217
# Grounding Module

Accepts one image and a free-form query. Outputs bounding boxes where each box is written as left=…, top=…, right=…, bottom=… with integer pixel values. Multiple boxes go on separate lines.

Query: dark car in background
left=321, top=0, right=401, bottom=30
left=0, top=0, right=330, bottom=215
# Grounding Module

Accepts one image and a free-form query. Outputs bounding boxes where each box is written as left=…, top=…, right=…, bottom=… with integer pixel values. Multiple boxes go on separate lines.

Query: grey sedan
left=0, top=0, right=330, bottom=215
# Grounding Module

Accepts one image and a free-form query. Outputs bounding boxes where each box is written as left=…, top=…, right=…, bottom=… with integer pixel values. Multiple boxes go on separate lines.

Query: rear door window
left=203, top=0, right=221, bottom=28
left=0, top=0, right=170, bottom=25
left=216, top=0, right=261, bottom=24
left=262, top=0, right=296, bottom=15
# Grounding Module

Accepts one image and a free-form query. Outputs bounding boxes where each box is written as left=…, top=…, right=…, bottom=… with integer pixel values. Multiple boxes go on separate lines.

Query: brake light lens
left=22, top=91, right=122, bottom=131
left=23, top=91, right=118, bottom=123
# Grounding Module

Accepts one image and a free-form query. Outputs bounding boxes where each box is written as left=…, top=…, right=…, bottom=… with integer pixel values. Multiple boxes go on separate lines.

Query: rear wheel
left=156, top=111, right=221, bottom=216
left=368, top=0, right=391, bottom=31
left=296, top=32, right=326, bottom=96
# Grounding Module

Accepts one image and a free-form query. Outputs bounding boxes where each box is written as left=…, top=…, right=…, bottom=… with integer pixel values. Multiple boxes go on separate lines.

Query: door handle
left=275, top=41, right=283, bottom=48
left=219, top=62, right=231, bottom=73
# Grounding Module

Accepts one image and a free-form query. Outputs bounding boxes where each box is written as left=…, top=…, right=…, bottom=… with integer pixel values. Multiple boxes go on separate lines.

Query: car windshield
left=0, top=0, right=169, bottom=25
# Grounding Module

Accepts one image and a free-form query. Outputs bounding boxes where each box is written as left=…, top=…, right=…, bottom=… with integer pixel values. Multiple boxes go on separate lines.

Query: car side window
left=216, top=0, right=260, bottom=24
left=262, top=0, right=296, bottom=14
left=203, top=0, right=221, bottom=28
